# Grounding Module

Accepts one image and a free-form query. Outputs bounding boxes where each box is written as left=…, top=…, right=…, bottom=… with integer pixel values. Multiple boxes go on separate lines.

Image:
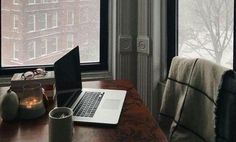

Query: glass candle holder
left=19, top=82, right=46, bottom=119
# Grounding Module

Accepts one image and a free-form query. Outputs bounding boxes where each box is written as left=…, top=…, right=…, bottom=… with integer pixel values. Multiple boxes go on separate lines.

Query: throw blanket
left=159, top=57, right=227, bottom=142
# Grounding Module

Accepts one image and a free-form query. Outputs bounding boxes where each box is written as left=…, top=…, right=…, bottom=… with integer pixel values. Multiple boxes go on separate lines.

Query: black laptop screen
left=54, top=46, right=82, bottom=106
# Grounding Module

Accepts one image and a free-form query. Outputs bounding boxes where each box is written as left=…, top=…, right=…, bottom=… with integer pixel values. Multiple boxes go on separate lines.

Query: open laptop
left=54, top=46, right=126, bottom=124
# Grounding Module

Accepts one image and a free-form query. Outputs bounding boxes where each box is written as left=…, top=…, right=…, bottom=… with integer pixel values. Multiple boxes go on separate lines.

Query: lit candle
left=19, top=82, right=46, bottom=119
left=19, top=96, right=43, bottom=109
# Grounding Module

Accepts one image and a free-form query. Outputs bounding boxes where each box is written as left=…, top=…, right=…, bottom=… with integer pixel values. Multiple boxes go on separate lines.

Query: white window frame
left=13, top=42, right=19, bottom=60
left=45, top=13, right=48, bottom=29
left=13, top=15, right=19, bottom=29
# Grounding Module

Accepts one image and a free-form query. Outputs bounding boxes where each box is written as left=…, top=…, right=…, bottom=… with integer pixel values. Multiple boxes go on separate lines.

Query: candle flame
left=20, top=97, right=42, bottom=109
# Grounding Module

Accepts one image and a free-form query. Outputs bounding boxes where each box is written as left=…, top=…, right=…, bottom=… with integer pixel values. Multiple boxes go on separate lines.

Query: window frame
left=13, top=15, right=19, bottom=30
left=27, top=14, right=36, bottom=33
left=0, top=0, right=108, bottom=75
left=167, top=0, right=236, bottom=71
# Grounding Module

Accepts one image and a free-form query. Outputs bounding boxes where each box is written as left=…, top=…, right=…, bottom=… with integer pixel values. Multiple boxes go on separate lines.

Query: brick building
left=1, top=0, right=100, bottom=67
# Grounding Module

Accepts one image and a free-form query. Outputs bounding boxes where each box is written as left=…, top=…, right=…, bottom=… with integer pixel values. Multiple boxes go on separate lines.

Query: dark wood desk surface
left=0, top=80, right=167, bottom=142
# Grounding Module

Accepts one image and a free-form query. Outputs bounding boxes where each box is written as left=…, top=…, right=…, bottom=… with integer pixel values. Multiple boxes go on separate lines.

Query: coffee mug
left=49, top=107, right=73, bottom=142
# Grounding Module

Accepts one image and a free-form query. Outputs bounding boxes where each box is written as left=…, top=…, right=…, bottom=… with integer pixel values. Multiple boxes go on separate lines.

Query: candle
left=19, top=96, right=43, bottom=109
left=19, top=82, right=46, bottom=119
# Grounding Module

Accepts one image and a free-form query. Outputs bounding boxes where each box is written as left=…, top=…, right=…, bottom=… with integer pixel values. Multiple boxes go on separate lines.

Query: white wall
left=114, top=0, right=166, bottom=117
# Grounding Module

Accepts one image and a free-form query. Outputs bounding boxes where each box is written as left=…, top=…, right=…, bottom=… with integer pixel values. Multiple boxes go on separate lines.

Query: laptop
left=54, top=46, right=126, bottom=124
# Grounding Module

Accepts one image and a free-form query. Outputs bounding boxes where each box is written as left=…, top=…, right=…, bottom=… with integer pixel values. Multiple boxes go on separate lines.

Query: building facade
left=1, top=0, right=99, bottom=67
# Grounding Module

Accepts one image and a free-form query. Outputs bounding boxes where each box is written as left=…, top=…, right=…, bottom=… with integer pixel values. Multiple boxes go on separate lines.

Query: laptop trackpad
left=101, top=99, right=121, bottom=110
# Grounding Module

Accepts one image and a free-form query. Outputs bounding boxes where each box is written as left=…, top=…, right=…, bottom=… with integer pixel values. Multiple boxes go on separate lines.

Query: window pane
left=1, top=0, right=100, bottom=67
left=67, top=10, right=74, bottom=25
left=27, top=15, right=35, bottom=32
left=178, top=0, right=234, bottom=69
left=38, top=13, right=46, bottom=30
left=67, top=34, right=74, bottom=49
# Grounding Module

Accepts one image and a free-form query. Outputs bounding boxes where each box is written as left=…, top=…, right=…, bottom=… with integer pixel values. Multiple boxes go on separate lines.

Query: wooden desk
left=0, top=80, right=167, bottom=142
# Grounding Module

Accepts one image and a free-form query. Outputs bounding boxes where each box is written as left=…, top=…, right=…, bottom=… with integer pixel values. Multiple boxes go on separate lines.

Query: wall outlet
left=137, top=36, right=150, bottom=54
left=118, top=35, right=132, bottom=53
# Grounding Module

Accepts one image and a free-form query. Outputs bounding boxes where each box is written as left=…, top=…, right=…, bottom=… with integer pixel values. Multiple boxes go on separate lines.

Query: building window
left=28, top=0, right=36, bottom=5
left=13, top=0, right=20, bottom=5
left=52, top=0, right=58, bottom=3
left=43, top=0, right=58, bottom=3
left=43, top=0, right=49, bottom=3
left=167, top=0, right=235, bottom=70
left=1, top=0, right=108, bottom=74
left=52, top=12, right=58, bottom=28
left=13, top=15, right=19, bottom=29
left=36, top=0, right=42, bottom=3
left=38, top=13, right=47, bottom=30
left=13, top=42, right=19, bottom=60
left=79, top=7, right=89, bottom=24
left=67, top=11, right=74, bottom=25
left=27, top=41, right=36, bottom=59
left=38, top=39, right=47, bottom=56
left=67, top=34, right=74, bottom=49
left=47, top=37, right=58, bottom=53
left=47, top=12, right=57, bottom=28
left=27, top=15, right=35, bottom=32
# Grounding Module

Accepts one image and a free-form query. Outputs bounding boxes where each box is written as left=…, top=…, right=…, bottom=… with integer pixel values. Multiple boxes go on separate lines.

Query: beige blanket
left=159, top=57, right=227, bottom=142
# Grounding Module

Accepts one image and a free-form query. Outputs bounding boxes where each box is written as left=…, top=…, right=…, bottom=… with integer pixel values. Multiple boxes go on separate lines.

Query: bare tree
left=179, top=0, right=234, bottom=64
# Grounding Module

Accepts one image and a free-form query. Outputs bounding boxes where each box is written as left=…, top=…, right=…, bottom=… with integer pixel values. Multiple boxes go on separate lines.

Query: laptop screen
left=54, top=46, right=82, bottom=106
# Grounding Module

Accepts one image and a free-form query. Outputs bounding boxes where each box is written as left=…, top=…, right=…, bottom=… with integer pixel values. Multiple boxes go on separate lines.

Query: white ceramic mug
left=49, top=107, right=73, bottom=142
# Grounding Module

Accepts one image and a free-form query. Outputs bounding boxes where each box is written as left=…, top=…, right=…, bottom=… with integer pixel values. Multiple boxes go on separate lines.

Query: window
left=47, top=11, right=57, bottom=28
left=1, top=0, right=108, bottom=75
left=167, top=0, right=235, bottom=70
left=13, top=42, right=19, bottom=60
left=28, top=0, right=35, bottom=5
left=27, top=41, right=36, bottom=59
left=13, top=0, right=20, bottom=5
left=38, top=39, right=47, bottom=56
left=52, top=12, right=58, bottom=28
left=36, top=0, right=42, bottom=4
left=67, top=34, right=74, bottom=49
left=67, top=11, right=74, bottom=25
left=27, top=15, right=36, bottom=32
left=79, top=7, right=89, bottom=24
left=43, top=0, right=50, bottom=3
left=47, top=36, right=58, bottom=53
left=43, top=0, right=58, bottom=3
left=13, top=15, right=19, bottom=29
left=38, top=13, right=46, bottom=30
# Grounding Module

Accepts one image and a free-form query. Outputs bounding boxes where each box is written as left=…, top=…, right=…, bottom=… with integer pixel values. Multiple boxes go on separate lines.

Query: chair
left=159, top=57, right=231, bottom=142
left=215, top=70, right=236, bottom=142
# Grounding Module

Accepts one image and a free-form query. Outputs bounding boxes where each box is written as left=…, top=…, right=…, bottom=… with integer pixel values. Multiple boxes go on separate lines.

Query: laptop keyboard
left=73, top=91, right=104, bottom=117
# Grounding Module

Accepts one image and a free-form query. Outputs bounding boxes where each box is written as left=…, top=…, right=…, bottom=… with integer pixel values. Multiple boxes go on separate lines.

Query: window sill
left=0, top=71, right=113, bottom=87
